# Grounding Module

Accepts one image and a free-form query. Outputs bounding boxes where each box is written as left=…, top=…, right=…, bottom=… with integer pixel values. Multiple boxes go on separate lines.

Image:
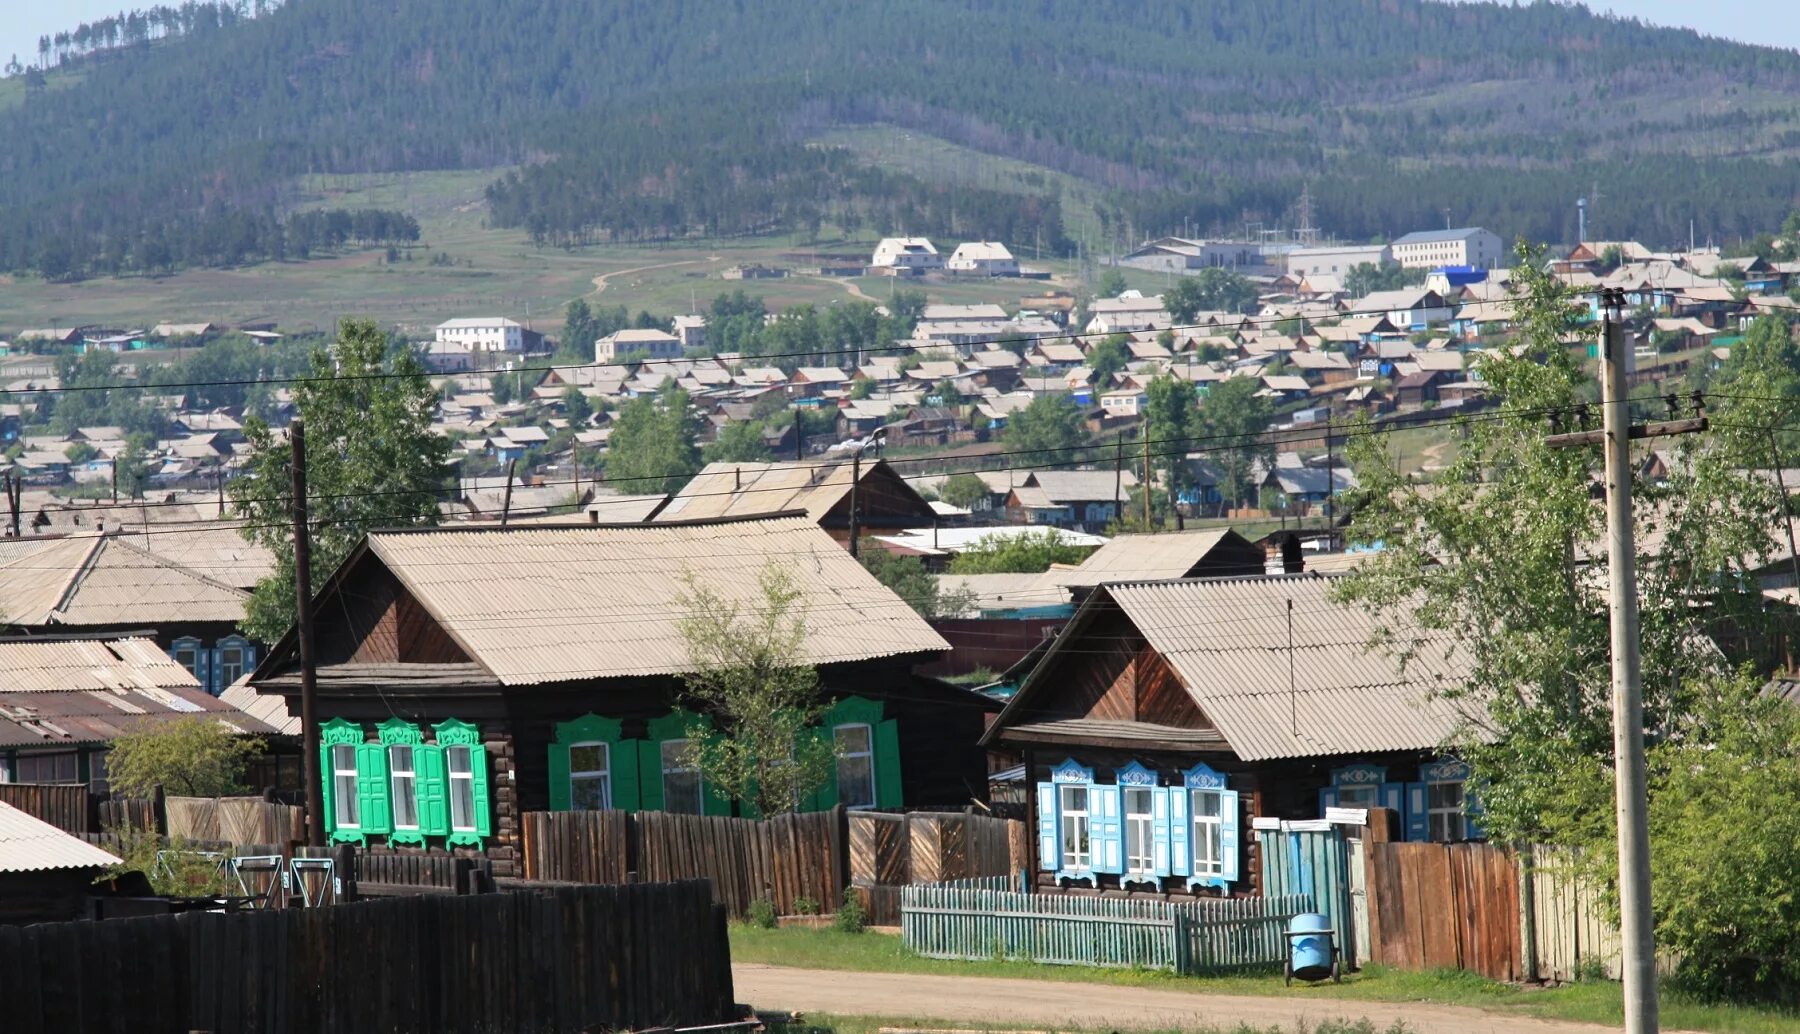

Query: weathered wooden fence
left=1367, top=839, right=1522, bottom=981
left=523, top=807, right=844, bottom=916
left=1524, top=845, right=1624, bottom=981
left=99, top=796, right=158, bottom=832
left=0, top=782, right=91, bottom=832
left=1257, top=821, right=1357, bottom=965
left=848, top=810, right=1024, bottom=885
left=166, top=795, right=305, bottom=847
left=0, top=881, right=736, bottom=1034
left=902, top=878, right=1312, bottom=972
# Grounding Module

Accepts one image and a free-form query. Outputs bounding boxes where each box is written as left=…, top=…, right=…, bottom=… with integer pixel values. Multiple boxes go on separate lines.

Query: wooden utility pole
left=1141, top=421, right=1152, bottom=530
left=500, top=458, right=517, bottom=529
left=291, top=421, right=324, bottom=848
left=848, top=450, right=862, bottom=558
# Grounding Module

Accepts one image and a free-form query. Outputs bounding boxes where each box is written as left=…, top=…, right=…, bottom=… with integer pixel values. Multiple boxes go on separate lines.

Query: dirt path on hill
left=587, top=258, right=710, bottom=295
left=733, top=963, right=1671, bottom=1034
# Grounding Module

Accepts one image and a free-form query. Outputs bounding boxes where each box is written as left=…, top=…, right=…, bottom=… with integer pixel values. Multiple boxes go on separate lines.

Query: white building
left=595, top=328, right=684, bottom=363
left=672, top=314, right=707, bottom=351
left=1118, top=237, right=1272, bottom=275
left=1099, top=389, right=1146, bottom=417
left=1083, top=293, right=1168, bottom=335
left=946, top=241, right=1019, bottom=276
left=871, top=237, right=943, bottom=272
left=1390, top=228, right=1505, bottom=270
left=434, top=317, right=525, bottom=355
left=1285, top=244, right=1391, bottom=278
left=1354, top=288, right=1454, bottom=329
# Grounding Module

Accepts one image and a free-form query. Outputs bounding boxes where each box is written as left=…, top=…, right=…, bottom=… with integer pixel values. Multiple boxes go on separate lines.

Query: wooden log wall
left=0, top=881, right=735, bottom=1034
left=1366, top=840, right=1521, bottom=981
left=0, top=783, right=91, bottom=833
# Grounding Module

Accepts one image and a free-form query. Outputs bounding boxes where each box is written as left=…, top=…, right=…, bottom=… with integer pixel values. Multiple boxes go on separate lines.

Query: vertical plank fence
left=0, top=782, right=91, bottom=832
left=1525, top=844, right=1625, bottom=981
left=0, top=881, right=735, bottom=1034
left=1366, top=840, right=1521, bottom=981
left=165, top=796, right=305, bottom=847
left=901, top=879, right=1310, bottom=972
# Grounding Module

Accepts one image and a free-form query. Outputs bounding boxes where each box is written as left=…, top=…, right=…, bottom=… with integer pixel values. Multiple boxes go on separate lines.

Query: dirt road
left=732, top=964, right=1639, bottom=1034
left=588, top=258, right=709, bottom=295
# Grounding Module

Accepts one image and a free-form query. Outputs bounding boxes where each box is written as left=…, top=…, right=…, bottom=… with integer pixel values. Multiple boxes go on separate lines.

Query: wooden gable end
left=1015, top=608, right=1211, bottom=730
left=314, top=555, right=471, bottom=666
left=822, top=462, right=937, bottom=529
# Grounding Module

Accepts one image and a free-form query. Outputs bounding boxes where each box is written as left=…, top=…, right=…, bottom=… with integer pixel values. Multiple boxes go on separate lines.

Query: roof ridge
left=47, top=536, right=108, bottom=618
left=104, top=536, right=252, bottom=598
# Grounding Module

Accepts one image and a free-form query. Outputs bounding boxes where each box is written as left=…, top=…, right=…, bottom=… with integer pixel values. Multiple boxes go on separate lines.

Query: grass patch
left=779, top=1015, right=1415, bottom=1034
left=732, top=927, right=1800, bottom=1034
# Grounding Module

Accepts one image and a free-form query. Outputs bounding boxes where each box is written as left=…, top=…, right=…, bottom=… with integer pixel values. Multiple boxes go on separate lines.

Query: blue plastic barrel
left=1286, top=912, right=1335, bottom=982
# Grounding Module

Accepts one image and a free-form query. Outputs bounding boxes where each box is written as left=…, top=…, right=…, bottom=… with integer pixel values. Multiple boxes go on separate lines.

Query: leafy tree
left=939, top=472, right=991, bottom=510
left=1345, top=260, right=1427, bottom=298
left=1096, top=268, right=1127, bottom=298
left=106, top=715, right=265, bottom=799
left=603, top=381, right=702, bottom=493
left=1003, top=393, right=1086, bottom=465
left=65, top=441, right=98, bottom=464
left=231, top=318, right=450, bottom=643
left=703, top=419, right=774, bottom=464
left=1086, top=334, right=1130, bottom=390
left=1143, top=374, right=1201, bottom=526
left=562, top=385, right=593, bottom=425
left=948, top=529, right=1098, bottom=574
left=1196, top=376, right=1271, bottom=510
left=561, top=298, right=599, bottom=362
left=887, top=288, right=928, bottom=336
left=675, top=563, right=832, bottom=816
left=859, top=546, right=972, bottom=618
left=1165, top=268, right=1257, bottom=320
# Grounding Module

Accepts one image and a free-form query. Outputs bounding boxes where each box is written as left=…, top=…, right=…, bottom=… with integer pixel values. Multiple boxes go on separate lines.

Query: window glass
left=331, top=743, right=359, bottom=829
left=569, top=741, right=610, bottom=811
left=388, top=744, right=418, bottom=830
left=447, top=745, right=475, bottom=832
left=1337, top=784, right=1379, bottom=809
left=1428, top=780, right=1466, bottom=842
left=1123, top=787, right=1155, bottom=875
left=1191, top=789, right=1223, bottom=876
left=15, top=751, right=80, bottom=784
left=1059, top=784, right=1090, bottom=869
left=88, top=750, right=110, bottom=795
left=661, top=739, right=702, bottom=815
left=834, top=724, right=876, bottom=810
left=174, top=647, right=198, bottom=677
left=218, top=647, right=245, bottom=688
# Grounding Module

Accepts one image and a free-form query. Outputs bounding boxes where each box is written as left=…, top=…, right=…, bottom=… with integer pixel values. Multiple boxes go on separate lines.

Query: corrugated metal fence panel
left=1257, top=827, right=1353, bottom=961
left=900, top=881, right=1310, bottom=972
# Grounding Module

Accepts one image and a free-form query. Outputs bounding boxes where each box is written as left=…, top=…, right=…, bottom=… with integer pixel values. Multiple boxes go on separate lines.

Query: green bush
left=791, top=895, right=819, bottom=916
left=833, top=892, right=867, bottom=933
left=746, top=897, right=777, bottom=929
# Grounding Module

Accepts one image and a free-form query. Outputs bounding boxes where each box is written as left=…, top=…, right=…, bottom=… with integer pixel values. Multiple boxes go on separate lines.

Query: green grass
left=782, top=1015, right=1414, bottom=1034
left=731, top=927, right=1800, bottom=1034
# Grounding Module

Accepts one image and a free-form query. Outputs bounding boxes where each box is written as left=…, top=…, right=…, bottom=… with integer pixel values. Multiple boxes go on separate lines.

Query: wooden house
left=653, top=458, right=937, bottom=547
left=0, top=802, right=122, bottom=924
left=982, top=574, right=1486, bottom=899
left=248, top=516, right=994, bottom=877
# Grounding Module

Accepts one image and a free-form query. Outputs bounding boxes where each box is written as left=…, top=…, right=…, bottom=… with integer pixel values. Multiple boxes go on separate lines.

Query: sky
left=1, top=0, right=1796, bottom=70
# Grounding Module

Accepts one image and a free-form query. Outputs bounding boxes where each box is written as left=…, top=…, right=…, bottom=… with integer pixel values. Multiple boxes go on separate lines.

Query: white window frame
left=330, top=742, right=360, bottom=830
left=217, top=644, right=246, bottom=687
left=1427, top=779, right=1467, bottom=843
left=833, top=723, right=877, bottom=810
left=1336, top=783, right=1380, bottom=809
left=446, top=744, right=476, bottom=833
left=568, top=740, right=611, bottom=811
left=1191, top=788, right=1224, bottom=877
left=1123, top=786, right=1155, bottom=875
left=660, top=738, right=703, bottom=815
left=1059, top=784, right=1091, bottom=870
left=388, top=743, right=419, bottom=831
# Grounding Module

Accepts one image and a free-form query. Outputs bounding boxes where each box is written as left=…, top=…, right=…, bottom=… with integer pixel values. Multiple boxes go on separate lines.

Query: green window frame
left=320, top=718, right=383, bottom=845
left=548, top=714, right=639, bottom=813
left=379, top=719, right=427, bottom=847
left=641, top=710, right=730, bottom=816
left=433, top=719, right=491, bottom=847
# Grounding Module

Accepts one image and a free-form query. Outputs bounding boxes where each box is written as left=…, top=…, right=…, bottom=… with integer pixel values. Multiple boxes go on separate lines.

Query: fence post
left=334, top=843, right=357, bottom=901
left=1518, top=844, right=1540, bottom=982
left=152, top=784, right=168, bottom=836
left=831, top=805, right=848, bottom=911
left=453, top=857, right=474, bottom=896
left=1363, top=805, right=1396, bottom=966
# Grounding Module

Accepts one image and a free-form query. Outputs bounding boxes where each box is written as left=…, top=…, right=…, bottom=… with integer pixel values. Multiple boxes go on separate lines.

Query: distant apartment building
left=871, top=237, right=943, bottom=273
left=434, top=317, right=525, bottom=354
left=595, top=328, right=684, bottom=363
left=672, top=313, right=707, bottom=351
left=946, top=241, right=1019, bottom=276
left=1285, top=244, right=1391, bottom=277
left=1390, top=228, right=1504, bottom=270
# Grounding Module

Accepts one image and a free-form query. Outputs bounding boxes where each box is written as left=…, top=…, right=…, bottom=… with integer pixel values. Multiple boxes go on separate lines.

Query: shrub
left=791, top=895, right=819, bottom=916
left=746, top=897, right=777, bottom=929
left=833, top=892, right=867, bottom=933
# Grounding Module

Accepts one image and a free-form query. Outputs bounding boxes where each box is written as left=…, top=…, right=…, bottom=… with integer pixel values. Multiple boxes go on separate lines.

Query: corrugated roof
left=654, top=459, right=929, bottom=524
left=354, top=517, right=949, bottom=685
left=1036, top=529, right=1248, bottom=590
left=0, top=801, right=120, bottom=873
left=220, top=675, right=300, bottom=735
left=1104, top=577, right=1481, bottom=761
left=0, top=534, right=248, bottom=627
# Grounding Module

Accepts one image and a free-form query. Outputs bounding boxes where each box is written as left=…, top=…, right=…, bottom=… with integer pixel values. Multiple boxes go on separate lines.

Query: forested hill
left=7, top=0, right=1800, bottom=280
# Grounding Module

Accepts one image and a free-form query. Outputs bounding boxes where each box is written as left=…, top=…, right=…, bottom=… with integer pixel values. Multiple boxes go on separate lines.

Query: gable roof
left=654, top=459, right=934, bottom=524
left=988, top=575, right=1484, bottom=761
left=0, top=800, right=120, bottom=873
left=0, top=535, right=249, bottom=627
left=256, top=517, right=948, bottom=688
left=1035, top=529, right=1261, bottom=591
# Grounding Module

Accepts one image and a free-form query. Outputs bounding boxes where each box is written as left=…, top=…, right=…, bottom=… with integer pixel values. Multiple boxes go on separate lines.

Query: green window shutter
left=637, top=739, right=664, bottom=812
left=469, top=745, right=492, bottom=837
left=612, top=739, right=641, bottom=812
left=355, top=742, right=392, bottom=835
left=414, top=744, right=449, bottom=836
left=701, top=735, right=732, bottom=816
left=547, top=740, right=571, bottom=812
left=874, top=718, right=903, bottom=809
left=806, top=726, right=837, bottom=813
left=318, top=739, right=336, bottom=834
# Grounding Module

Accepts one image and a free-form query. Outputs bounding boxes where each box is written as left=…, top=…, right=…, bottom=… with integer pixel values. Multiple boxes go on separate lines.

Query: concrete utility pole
left=291, top=421, right=324, bottom=848
left=1599, top=298, right=1657, bottom=1034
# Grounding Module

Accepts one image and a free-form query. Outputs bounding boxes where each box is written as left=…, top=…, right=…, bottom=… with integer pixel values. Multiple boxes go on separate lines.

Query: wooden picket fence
left=0, top=881, right=736, bottom=1034
left=0, top=782, right=91, bottom=832
left=165, top=795, right=305, bottom=847
left=901, top=879, right=1312, bottom=972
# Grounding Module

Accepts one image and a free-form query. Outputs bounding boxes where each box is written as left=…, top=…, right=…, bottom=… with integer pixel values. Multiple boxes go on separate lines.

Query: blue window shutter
left=1035, top=782, right=1058, bottom=870
left=1318, top=786, right=1338, bottom=817
left=1380, top=782, right=1405, bottom=816
left=1405, top=782, right=1430, bottom=842
left=355, top=742, right=391, bottom=835
left=1218, top=788, right=1241, bottom=884
left=1150, top=787, right=1171, bottom=875
left=1168, top=787, right=1190, bottom=877
left=1092, top=784, right=1123, bottom=874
